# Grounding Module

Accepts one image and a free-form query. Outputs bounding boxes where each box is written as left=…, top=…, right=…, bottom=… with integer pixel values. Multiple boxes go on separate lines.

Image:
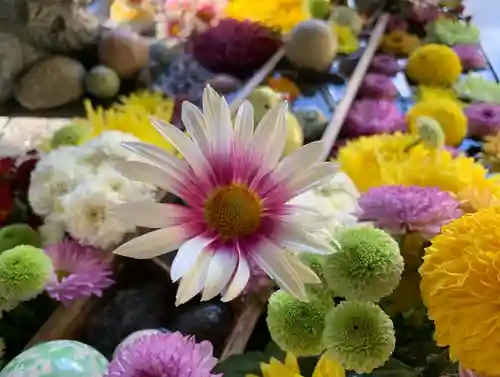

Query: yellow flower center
left=204, top=184, right=262, bottom=240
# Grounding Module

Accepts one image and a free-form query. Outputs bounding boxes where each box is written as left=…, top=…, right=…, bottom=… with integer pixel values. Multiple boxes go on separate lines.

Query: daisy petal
left=113, top=226, right=190, bottom=259
left=202, top=85, right=221, bottom=127
left=113, top=160, right=176, bottom=192
left=171, top=235, right=214, bottom=282
left=110, top=202, right=191, bottom=229
left=221, top=249, right=250, bottom=302
left=288, top=162, right=339, bottom=197
left=234, top=100, right=254, bottom=149
left=176, top=251, right=213, bottom=306
left=284, top=252, right=321, bottom=284
left=202, top=249, right=237, bottom=301
left=150, top=117, right=214, bottom=182
left=250, top=237, right=307, bottom=301
left=181, top=101, right=210, bottom=153
left=212, top=94, right=233, bottom=155
left=251, top=103, right=288, bottom=167
left=121, top=142, right=189, bottom=182
left=274, top=141, right=325, bottom=183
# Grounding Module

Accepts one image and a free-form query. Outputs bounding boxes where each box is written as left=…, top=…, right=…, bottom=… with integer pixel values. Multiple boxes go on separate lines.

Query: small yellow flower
left=246, top=353, right=345, bottom=377
left=333, top=24, right=359, bottom=54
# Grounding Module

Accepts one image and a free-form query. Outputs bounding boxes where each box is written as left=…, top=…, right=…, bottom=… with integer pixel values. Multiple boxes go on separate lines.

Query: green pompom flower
left=266, top=289, right=333, bottom=356
left=322, top=227, right=403, bottom=301
left=299, top=252, right=333, bottom=298
left=323, top=301, right=395, bottom=373
left=51, top=123, right=90, bottom=149
left=0, top=245, right=53, bottom=301
left=0, top=224, right=42, bottom=254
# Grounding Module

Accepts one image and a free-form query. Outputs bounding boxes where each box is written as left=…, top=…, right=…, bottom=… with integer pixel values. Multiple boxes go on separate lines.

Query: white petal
left=182, top=101, right=211, bottom=154
left=121, top=142, right=189, bottom=183
left=113, top=226, right=190, bottom=259
left=221, top=250, right=250, bottom=302
left=251, top=103, right=288, bottom=165
left=281, top=223, right=335, bottom=255
left=176, top=251, right=213, bottom=306
left=284, top=252, right=321, bottom=284
left=110, top=202, right=189, bottom=229
left=288, top=162, right=339, bottom=198
left=150, top=117, right=214, bottom=181
left=202, top=85, right=222, bottom=126
left=234, top=100, right=254, bottom=149
left=274, top=141, right=325, bottom=183
left=171, top=235, right=214, bottom=282
left=211, top=94, right=234, bottom=155
left=250, top=237, right=307, bottom=301
left=201, top=249, right=238, bottom=301
left=113, top=160, right=175, bottom=192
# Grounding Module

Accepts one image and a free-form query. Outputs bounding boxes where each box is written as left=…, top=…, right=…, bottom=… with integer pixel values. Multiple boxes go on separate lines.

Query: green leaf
left=213, top=351, right=268, bottom=377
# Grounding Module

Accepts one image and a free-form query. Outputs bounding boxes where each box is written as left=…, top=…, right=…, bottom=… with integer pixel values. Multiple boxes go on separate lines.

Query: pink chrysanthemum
left=358, top=185, right=463, bottom=238
left=343, top=99, right=405, bottom=137
left=112, top=85, right=337, bottom=305
left=453, top=44, right=486, bottom=71
left=369, top=54, right=401, bottom=76
left=464, top=103, right=500, bottom=138
left=45, top=239, right=114, bottom=305
left=105, top=332, right=221, bottom=377
left=359, top=73, right=398, bottom=99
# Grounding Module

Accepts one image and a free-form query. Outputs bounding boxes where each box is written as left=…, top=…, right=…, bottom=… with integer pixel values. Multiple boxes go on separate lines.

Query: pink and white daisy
left=112, top=85, right=339, bottom=305
left=45, top=239, right=115, bottom=305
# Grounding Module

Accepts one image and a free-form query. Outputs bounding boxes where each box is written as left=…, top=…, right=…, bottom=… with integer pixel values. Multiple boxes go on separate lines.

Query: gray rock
left=0, top=34, right=23, bottom=102
left=170, top=303, right=233, bottom=351
left=14, top=56, right=86, bottom=110
left=83, top=282, right=175, bottom=359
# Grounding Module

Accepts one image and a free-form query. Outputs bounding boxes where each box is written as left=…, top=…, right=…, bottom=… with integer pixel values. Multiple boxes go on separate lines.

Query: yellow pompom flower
left=419, top=206, right=500, bottom=376
left=225, top=0, right=310, bottom=34
left=83, top=92, right=176, bottom=153
left=406, top=44, right=462, bottom=87
left=337, top=132, right=496, bottom=195
left=333, top=24, right=360, bottom=54
left=456, top=180, right=500, bottom=213
left=417, top=86, right=463, bottom=107
left=379, top=30, right=420, bottom=56
left=406, top=99, right=467, bottom=146
left=246, top=352, right=345, bottom=377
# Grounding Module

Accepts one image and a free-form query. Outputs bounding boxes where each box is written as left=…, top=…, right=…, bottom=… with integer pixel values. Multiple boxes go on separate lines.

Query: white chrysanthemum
left=28, top=147, right=94, bottom=215
left=78, top=131, right=141, bottom=168
left=38, top=219, right=66, bottom=247
left=291, top=172, right=361, bottom=240
left=95, top=163, right=156, bottom=201
left=59, top=182, right=136, bottom=249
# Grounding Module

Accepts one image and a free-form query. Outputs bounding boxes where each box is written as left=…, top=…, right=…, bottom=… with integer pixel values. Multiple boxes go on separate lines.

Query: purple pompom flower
left=343, top=99, right=405, bottom=137
left=464, top=103, right=500, bottom=138
left=387, top=16, right=408, bottom=32
left=105, top=331, right=221, bottom=377
left=45, top=239, right=114, bottom=305
left=453, top=44, right=486, bottom=71
left=358, top=185, right=463, bottom=238
left=409, top=2, right=440, bottom=24
left=359, top=73, right=398, bottom=99
left=369, top=54, right=401, bottom=76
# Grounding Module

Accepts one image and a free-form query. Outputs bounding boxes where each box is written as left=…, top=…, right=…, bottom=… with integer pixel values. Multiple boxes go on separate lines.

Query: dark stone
left=169, top=302, right=233, bottom=352
left=83, top=281, right=174, bottom=359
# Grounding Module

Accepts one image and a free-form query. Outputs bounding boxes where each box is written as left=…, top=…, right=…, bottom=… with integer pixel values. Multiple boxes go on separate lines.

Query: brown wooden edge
left=319, top=13, right=390, bottom=160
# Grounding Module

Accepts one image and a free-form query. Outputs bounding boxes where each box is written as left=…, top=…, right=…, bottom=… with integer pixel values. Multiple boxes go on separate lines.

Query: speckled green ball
left=266, top=289, right=333, bottom=356
left=51, top=124, right=90, bottom=149
left=323, top=301, right=396, bottom=373
left=299, top=252, right=333, bottom=298
left=0, top=245, right=53, bottom=301
left=309, top=0, right=331, bottom=19
left=0, top=224, right=41, bottom=254
left=323, top=227, right=403, bottom=301
left=85, top=65, right=121, bottom=99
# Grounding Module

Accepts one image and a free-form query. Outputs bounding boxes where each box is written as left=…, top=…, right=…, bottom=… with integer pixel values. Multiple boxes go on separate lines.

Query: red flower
left=0, top=157, right=14, bottom=177
left=12, top=157, right=39, bottom=195
left=0, top=184, right=14, bottom=224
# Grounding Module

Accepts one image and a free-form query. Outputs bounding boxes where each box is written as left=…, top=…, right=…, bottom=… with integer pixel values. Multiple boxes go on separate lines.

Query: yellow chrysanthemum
left=419, top=206, right=500, bottom=376
left=82, top=91, right=176, bottom=153
left=246, top=353, right=345, bottom=377
left=480, top=132, right=500, bottom=172
left=333, top=24, right=360, bottom=54
left=456, top=181, right=500, bottom=212
left=406, top=99, right=467, bottom=146
left=417, top=86, right=463, bottom=108
left=337, top=132, right=496, bottom=196
left=225, top=0, right=310, bottom=33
